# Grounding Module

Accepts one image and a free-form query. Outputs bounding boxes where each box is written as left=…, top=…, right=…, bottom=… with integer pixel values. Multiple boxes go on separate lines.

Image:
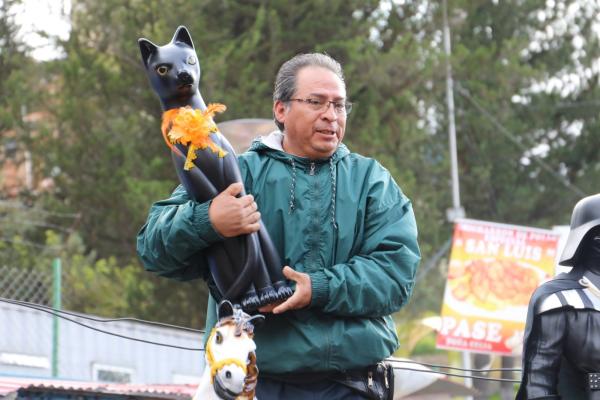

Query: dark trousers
left=256, top=377, right=369, bottom=400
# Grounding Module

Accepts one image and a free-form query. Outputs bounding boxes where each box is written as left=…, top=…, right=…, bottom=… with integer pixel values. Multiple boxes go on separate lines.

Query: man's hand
left=209, top=183, right=260, bottom=237
left=262, top=266, right=312, bottom=314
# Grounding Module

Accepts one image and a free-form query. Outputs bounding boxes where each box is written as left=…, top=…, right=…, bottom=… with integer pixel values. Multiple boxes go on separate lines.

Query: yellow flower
left=161, top=104, right=227, bottom=170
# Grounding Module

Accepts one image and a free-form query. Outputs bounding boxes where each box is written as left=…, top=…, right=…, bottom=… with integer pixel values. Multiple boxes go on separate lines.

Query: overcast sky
left=13, top=0, right=71, bottom=61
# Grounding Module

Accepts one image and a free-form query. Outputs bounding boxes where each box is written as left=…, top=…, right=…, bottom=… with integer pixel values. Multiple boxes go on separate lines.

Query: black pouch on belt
left=332, top=362, right=394, bottom=400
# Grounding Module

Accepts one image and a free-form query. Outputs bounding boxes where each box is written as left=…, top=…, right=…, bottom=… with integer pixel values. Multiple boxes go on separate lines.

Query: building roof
left=217, top=118, right=277, bottom=153
left=0, top=377, right=198, bottom=399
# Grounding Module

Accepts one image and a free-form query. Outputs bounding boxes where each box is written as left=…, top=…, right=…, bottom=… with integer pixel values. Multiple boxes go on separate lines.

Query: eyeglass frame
left=286, top=97, right=353, bottom=115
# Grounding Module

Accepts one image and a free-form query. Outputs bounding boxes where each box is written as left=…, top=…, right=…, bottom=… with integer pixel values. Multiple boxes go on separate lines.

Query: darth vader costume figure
left=517, top=193, right=600, bottom=400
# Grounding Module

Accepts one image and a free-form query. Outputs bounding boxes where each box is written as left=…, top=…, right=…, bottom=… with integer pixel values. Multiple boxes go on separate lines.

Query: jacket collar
left=248, top=130, right=350, bottom=166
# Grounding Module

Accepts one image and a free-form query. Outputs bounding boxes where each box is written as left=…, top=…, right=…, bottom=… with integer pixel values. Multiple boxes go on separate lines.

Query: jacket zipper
left=309, top=162, right=316, bottom=176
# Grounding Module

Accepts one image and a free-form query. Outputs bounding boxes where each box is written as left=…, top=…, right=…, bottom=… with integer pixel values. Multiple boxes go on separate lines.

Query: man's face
left=274, top=66, right=347, bottom=159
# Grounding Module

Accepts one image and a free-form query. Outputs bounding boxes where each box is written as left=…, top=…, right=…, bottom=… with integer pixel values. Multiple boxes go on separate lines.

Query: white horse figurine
left=194, top=301, right=264, bottom=400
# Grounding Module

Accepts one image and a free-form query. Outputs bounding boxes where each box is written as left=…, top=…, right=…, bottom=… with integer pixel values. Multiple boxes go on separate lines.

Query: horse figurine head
left=195, top=301, right=264, bottom=400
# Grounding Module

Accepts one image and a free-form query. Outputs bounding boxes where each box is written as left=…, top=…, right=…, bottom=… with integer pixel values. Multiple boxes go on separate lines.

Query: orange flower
left=161, top=104, right=227, bottom=170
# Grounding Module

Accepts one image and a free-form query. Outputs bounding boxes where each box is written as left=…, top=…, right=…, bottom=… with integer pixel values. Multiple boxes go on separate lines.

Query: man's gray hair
left=273, top=53, right=345, bottom=131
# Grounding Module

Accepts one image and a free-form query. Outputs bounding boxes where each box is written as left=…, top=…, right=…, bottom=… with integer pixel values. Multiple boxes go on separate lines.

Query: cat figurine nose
left=177, top=71, right=193, bottom=85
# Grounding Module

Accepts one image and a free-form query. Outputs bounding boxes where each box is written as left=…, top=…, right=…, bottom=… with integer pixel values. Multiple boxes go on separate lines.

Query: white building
left=0, top=302, right=204, bottom=384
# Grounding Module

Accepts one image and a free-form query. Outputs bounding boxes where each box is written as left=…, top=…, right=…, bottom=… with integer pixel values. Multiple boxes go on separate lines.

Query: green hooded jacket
left=137, top=132, right=420, bottom=373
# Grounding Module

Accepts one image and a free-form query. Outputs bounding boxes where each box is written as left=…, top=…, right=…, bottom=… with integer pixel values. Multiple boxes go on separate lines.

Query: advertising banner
left=436, top=219, right=561, bottom=355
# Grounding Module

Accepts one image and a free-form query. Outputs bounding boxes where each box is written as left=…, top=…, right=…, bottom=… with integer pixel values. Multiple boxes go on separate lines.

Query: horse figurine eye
left=215, top=331, right=223, bottom=344
left=187, top=55, right=197, bottom=65
left=156, top=65, right=169, bottom=76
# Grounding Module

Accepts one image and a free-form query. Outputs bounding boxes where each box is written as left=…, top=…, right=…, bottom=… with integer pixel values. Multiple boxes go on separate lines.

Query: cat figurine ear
left=138, top=38, right=158, bottom=68
left=171, top=25, right=194, bottom=49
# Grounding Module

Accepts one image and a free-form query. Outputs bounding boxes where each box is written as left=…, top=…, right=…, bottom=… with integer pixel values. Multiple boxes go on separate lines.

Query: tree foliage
left=3, top=0, right=599, bottom=331
left=0, top=0, right=31, bottom=132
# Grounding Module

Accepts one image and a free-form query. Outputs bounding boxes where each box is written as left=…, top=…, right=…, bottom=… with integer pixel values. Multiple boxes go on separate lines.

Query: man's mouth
left=315, top=129, right=336, bottom=136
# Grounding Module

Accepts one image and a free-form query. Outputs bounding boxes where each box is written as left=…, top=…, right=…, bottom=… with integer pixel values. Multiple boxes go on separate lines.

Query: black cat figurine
left=138, top=26, right=292, bottom=310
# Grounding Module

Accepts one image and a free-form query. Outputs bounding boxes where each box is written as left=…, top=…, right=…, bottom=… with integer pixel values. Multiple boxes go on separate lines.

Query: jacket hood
left=247, top=131, right=350, bottom=223
left=248, top=131, right=350, bottom=165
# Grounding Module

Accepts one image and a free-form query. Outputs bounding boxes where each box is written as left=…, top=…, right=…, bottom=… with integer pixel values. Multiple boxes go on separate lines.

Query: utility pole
left=443, top=0, right=465, bottom=223
left=52, top=258, right=61, bottom=377
left=442, top=0, right=470, bottom=398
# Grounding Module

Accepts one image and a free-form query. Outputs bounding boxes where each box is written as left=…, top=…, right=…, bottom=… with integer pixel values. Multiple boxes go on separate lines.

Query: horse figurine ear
left=247, top=314, right=265, bottom=329
left=217, top=300, right=235, bottom=320
left=171, top=25, right=194, bottom=49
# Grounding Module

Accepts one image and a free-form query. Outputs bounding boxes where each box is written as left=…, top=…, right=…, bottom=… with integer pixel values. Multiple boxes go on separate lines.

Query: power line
left=0, top=298, right=523, bottom=383
left=386, top=358, right=521, bottom=374
left=388, top=365, right=521, bottom=383
left=455, top=83, right=587, bottom=198
left=1, top=297, right=205, bottom=333
left=553, top=99, right=600, bottom=109
left=0, top=297, right=205, bottom=352
left=415, top=238, right=452, bottom=282
left=522, top=98, right=600, bottom=110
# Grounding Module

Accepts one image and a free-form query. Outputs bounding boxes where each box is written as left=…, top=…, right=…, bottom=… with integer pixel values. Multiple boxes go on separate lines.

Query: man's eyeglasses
left=288, top=98, right=353, bottom=115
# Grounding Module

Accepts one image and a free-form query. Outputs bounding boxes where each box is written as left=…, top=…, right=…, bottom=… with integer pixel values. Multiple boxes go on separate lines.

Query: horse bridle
left=206, top=327, right=249, bottom=382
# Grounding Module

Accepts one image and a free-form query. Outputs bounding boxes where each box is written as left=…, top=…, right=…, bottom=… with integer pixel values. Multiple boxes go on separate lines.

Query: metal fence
left=0, top=263, right=204, bottom=383
left=0, top=265, right=52, bottom=305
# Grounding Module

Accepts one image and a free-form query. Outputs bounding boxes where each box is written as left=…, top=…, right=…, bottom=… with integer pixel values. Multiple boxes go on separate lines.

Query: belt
left=261, top=369, right=351, bottom=385
left=261, top=363, right=393, bottom=400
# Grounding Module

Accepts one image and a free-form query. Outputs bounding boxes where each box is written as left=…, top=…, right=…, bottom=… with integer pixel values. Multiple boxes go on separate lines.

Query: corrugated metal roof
left=0, top=377, right=197, bottom=398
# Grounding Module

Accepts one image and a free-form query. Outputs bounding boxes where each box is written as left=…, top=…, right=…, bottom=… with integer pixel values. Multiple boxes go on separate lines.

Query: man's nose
left=321, top=102, right=338, bottom=120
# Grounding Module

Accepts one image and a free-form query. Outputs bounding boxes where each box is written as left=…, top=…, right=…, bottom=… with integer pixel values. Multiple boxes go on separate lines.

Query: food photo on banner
left=436, top=219, right=561, bottom=355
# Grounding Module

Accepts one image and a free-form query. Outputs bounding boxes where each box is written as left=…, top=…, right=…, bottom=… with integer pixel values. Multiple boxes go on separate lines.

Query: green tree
left=24, top=0, right=599, bottom=334
left=34, top=0, right=437, bottom=326
left=0, top=0, right=41, bottom=202
left=447, top=0, right=598, bottom=227
left=0, top=0, right=31, bottom=133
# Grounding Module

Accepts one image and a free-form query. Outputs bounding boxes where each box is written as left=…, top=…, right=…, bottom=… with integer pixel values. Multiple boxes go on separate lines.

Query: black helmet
left=559, top=193, right=600, bottom=266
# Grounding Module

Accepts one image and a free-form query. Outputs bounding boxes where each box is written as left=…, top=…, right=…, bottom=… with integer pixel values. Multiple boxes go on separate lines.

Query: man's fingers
left=239, top=194, right=254, bottom=206
left=273, top=295, right=299, bottom=314
left=242, top=203, right=259, bottom=218
left=249, top=222, right=260, bottom=232
left=258, top=301, right=283, bottom=313
left=267, top=266, right=311, bottom=314
left=211, top=184, right=261, bottom=237
left=224, top=182, right=244, bottom=196
left=282, top=266, right=301, bottom=281
left=241, top=210, right=260, bottom=225
left=242, top=222, right=260, bottom=234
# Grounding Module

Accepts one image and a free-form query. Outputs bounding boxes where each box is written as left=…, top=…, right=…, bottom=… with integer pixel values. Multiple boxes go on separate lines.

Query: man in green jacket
left=137, top=53, right=420, bottom=399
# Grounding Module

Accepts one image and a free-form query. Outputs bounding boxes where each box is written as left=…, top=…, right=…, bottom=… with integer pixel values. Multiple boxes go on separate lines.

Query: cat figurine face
left=138, top=26, right=204, bottom=110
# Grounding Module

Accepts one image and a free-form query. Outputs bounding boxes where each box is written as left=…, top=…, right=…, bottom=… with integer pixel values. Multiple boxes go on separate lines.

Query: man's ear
left=171, top=25, right=194, bottom=49
left=273, top=100, right=287, bottom=127
left=138, top=38, right=158, bottom=68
